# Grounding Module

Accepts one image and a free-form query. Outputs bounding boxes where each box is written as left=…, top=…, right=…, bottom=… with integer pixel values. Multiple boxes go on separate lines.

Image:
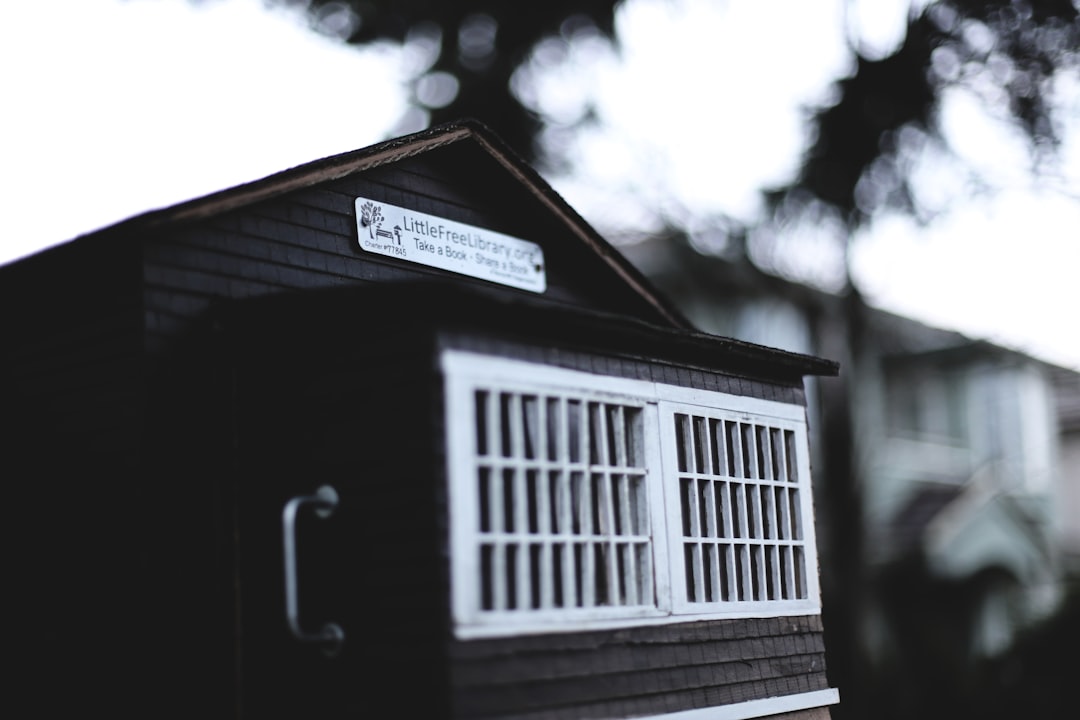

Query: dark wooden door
left=232, top=369, right=360, bottom=718
left=227, top=314, right=449, bottom=718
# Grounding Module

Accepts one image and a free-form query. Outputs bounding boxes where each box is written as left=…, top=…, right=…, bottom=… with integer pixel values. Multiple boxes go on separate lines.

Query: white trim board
left=630, top=689, right=840, bottom=720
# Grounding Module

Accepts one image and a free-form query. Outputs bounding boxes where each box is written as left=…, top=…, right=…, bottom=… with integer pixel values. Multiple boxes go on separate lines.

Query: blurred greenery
left=769, top=0, right=1080, bottom=230
left=280, top=0, right=1078, bottom=236
left=859, top=556, right=1079, bottom=719
left=970, top=578, right=1080, bottom=719
left=275, top=0, right=623, bottom=161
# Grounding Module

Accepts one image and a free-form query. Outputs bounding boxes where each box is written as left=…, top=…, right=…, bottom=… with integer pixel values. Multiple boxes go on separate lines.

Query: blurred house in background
left=1056, top=366, right=1080, bottom=574
left=621, top=235, right=1080, bottom=675
left=859, top=321, right=1065, bottom=660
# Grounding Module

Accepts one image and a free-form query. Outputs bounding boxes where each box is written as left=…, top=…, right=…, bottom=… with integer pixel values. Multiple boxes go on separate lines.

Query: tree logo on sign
left=359, top=201, right=401, bottom=245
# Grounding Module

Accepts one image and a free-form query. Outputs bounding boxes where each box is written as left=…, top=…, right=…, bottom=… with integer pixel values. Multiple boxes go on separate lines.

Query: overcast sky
left=2, top=0, right=1078, bottom=369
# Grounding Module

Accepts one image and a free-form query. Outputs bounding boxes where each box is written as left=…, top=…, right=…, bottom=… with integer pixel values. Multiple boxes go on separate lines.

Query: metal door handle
left=282, top=485, right=344, bottom=657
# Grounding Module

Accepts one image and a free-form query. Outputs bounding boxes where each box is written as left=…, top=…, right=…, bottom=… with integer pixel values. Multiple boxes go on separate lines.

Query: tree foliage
left=771, top=0, right=1080, bottom=228
left=279, top=0, right=622, bottom=159
left=281, top=0, right=1079, bottom=233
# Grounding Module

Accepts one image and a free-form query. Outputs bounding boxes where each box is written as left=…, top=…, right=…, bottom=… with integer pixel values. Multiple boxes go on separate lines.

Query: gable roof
left=46, top=119, right=692, bottom=331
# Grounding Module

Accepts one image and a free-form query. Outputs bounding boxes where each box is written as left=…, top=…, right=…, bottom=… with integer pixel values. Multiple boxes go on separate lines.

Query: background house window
left=445, top=352, right=821, bottom=637
left=886, top=365, right=967, bottom=444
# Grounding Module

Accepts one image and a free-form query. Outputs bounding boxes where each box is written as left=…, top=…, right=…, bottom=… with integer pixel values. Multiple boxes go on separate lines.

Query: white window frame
left=658, top=389, right=820, bottom=619
left=443, top=351, right=821, bottom=639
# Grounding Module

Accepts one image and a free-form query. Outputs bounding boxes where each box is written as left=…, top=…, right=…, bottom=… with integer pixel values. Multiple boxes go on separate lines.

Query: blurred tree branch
left=277, top=0, right=1077, bottom=257
left=768, top=0, right=1079, bottom=230
left=274, top=0, right=624, bottom=160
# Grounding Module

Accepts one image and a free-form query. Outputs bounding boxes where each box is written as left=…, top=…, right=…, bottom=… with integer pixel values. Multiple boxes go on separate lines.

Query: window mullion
left=556, top=401, right=575, bottom=606
left=536, top=402, right=555, bottom=610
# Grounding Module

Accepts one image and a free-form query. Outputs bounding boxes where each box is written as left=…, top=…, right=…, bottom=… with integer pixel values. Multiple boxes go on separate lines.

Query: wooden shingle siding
left=449, top=617, right=828, bottom=719
left=141, top=141, right=676, bottom=362
left=141, top=174, right=500, bottom=353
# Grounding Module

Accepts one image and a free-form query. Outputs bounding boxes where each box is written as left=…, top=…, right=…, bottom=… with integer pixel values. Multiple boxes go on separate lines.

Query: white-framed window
left=443, top=352, right=820, bottom=638
left=660, top=399, right=813, bottom=615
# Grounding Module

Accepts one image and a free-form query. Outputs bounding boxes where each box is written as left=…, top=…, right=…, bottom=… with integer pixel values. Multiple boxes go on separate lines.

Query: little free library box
left=1, top=121, right=839, bottom=719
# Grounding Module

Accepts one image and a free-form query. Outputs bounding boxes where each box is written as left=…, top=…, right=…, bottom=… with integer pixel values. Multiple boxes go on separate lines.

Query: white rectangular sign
left=354, top=197, right=546, bottom=293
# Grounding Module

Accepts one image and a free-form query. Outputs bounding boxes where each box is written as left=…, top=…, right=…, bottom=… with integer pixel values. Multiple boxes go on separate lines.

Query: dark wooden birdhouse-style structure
left=2, top=121, right=839, bottom=719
